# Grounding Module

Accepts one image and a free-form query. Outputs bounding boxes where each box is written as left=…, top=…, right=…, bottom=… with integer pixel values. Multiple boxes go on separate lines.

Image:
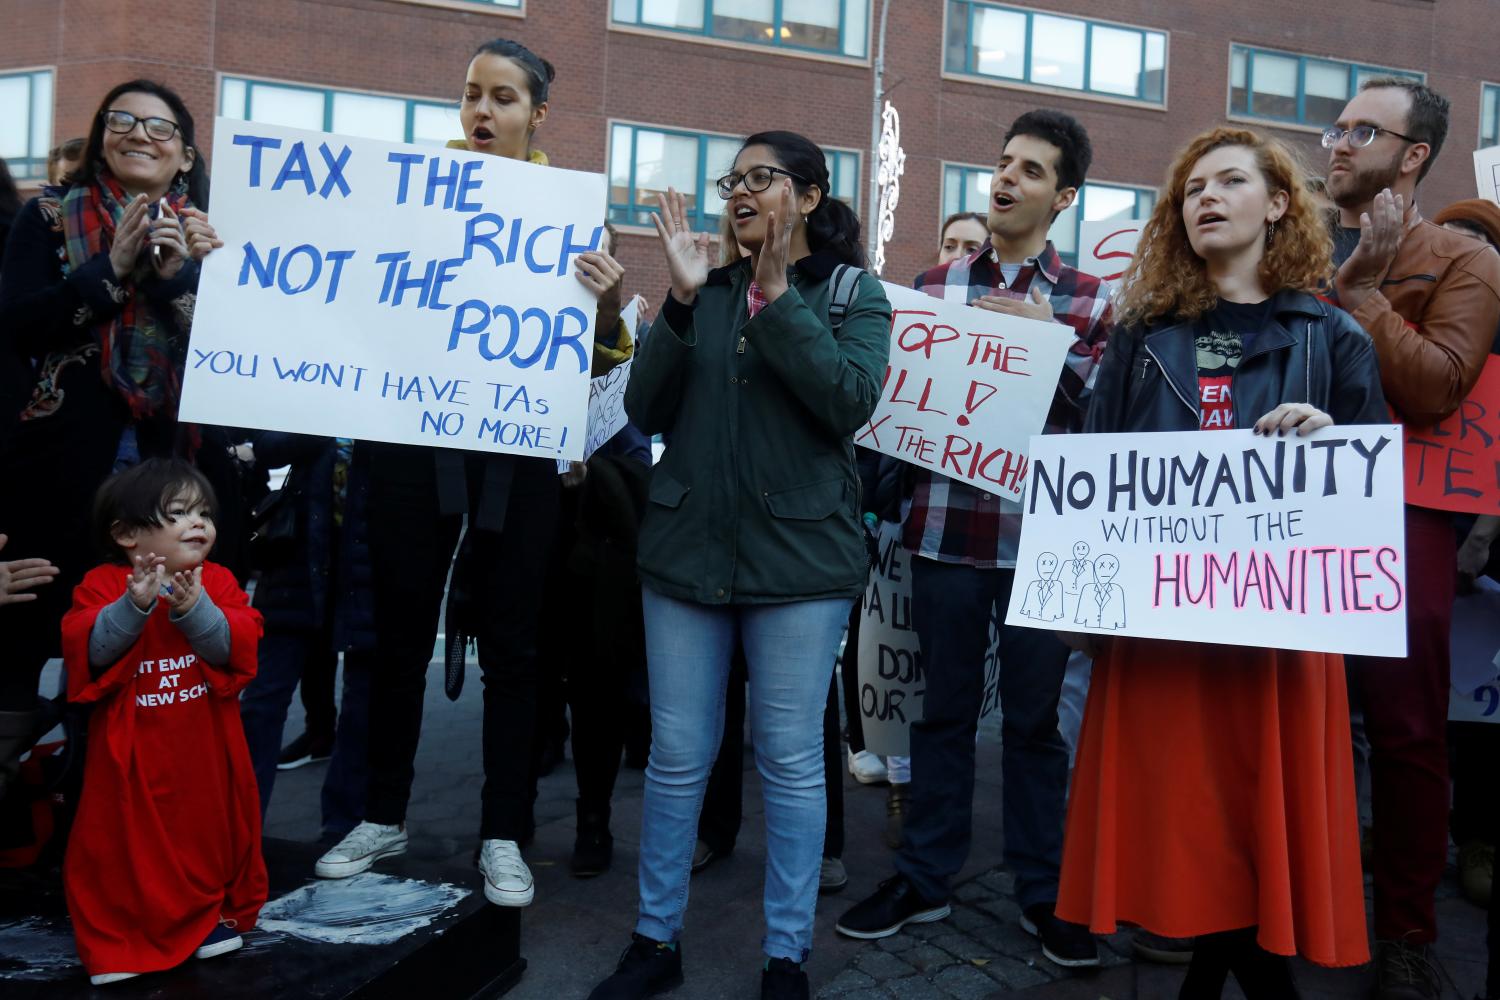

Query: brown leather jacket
left=1342, top=206, right=1500, bottom=425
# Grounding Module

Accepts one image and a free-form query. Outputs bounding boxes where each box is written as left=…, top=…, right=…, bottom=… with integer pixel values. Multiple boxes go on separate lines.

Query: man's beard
left=1327, top=148, right=1403, bottom=211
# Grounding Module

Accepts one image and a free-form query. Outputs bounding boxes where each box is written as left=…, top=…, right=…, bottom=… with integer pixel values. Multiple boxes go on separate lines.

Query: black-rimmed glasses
left=716, top=165, right=811, bottom=199
left=102, top=110, right=182, bottom=142
left=1320, top=124, right=1419, bottom=149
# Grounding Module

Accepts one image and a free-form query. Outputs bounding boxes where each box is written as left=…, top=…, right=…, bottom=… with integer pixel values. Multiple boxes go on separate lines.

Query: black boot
left=571, top=800, right=613, bottom=877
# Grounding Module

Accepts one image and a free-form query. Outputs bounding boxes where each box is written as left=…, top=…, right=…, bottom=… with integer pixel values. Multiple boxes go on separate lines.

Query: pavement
left=261, top=649, right=1494, bottom=1000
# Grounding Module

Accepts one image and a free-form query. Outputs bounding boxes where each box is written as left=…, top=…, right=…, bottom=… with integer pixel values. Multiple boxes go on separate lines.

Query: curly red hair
left=1115, top=127, right=1334, bottom=328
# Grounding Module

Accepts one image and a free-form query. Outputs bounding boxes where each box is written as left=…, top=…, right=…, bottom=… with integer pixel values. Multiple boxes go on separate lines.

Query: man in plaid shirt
left=838, top=111, right=1112, bottom=968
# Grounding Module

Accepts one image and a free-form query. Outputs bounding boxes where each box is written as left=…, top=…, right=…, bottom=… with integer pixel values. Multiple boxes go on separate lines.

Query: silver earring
left=1267, top=219, right=1277, bottom=245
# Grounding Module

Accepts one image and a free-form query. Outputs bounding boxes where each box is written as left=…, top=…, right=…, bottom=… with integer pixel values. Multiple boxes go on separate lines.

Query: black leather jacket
left=1085, top=290, right=1388, bottom=434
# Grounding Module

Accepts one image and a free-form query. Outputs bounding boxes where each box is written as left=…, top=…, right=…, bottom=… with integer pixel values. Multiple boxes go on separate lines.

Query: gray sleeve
left=169, top=588, right=231, bottom=665
left=89, top=593, right=153, bottom=672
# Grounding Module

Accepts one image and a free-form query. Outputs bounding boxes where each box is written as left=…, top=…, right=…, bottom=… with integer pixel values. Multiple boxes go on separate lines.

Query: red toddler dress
left=60, top=561, right=268, bottom=976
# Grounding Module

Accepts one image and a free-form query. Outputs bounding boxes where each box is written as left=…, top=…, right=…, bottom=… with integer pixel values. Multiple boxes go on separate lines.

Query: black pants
left=1451, top=720, right=1500, bottom=845
left=838, top=598, right=866, bottom=754
left=363, top=444, right=558, bottom=841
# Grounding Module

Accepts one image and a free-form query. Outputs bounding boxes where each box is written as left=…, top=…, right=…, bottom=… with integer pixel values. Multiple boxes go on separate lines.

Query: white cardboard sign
left=1449, top=577, right=1500, bottom=723
left=1076, top=219, right=1143, bottom=283
left=853, top=281, right=1074, bottom=500
left=181, top=119, right=608, bottom=460
left=1005, top=427, right=1409, bottom=657
left=1476, top=145, right=1500, bottom=206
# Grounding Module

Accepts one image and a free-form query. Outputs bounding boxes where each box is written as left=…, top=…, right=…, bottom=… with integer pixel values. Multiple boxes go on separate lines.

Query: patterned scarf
left=60, top=172, right=193, bottom=419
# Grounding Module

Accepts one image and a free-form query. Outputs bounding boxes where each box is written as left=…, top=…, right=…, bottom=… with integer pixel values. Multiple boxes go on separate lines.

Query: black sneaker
left=1373, top=939, right=1441, bottom=1000
left=1131, top=930, right=1195, bottom=965
left=277, top=731, right=333, bottom=771
left=1021, top=903, right=1100, bottom=968
left=835, top=875, right=950, bottom=939
left=761, top=957, right=809, bottom=1000
left=571, top=803, right=613, bottom=878
left=587, top=934, right=683, bottom=999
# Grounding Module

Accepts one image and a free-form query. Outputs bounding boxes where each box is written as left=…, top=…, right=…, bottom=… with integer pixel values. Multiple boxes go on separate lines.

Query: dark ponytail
left=473, top=38, right=556, bottom=106
left=741, top=130, right=865, bottom=268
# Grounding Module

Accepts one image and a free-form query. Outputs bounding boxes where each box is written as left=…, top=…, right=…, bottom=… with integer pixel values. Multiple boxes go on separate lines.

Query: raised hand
left=650, top=188, right=711, bottom=305
left=753, top=179, right=795, bottom=304
left=127, top=553, right=167, bottom=612
left=165, top=565, right=203, bottom=616
left=178, top=207, right=224, bottom=261
left=0, top=534, right=60, bottom=607
left=1335, top=188, right=1405, bottom=310
left=109, top=195, right=152, bottom=280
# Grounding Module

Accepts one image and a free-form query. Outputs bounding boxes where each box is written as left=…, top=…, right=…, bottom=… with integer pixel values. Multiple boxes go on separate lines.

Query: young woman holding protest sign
left=585, top=133, right=891, bottom=1000
left=1055, top=127, right=1387, bottom=999
left=312, top=37, right=630, bottom=909
left=0, top=80, right=221, bottom=795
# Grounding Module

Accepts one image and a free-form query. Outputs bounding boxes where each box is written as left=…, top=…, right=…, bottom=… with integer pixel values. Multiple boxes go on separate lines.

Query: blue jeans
left=239, top=636, right=370, bottom=838
left=895, top=558, right=1070, bottom=912
left=635, top=588, right=850, bottom=962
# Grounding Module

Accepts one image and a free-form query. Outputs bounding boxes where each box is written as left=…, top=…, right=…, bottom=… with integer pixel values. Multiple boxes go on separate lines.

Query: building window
left=611, top=0, right=869, bottom=59
left=609, top=122, right=858, bottom=233
left=1229, top=45, right=1422, bottom=127
left=220, top=76, right=461, bottom=146
left=942, top=165, right=1155, bottom=265
left=944, top=1, right=1165, bottom=104
left=1483, top=83, right=1499, bottom=149
left=0, top=69, right=54, bottom=182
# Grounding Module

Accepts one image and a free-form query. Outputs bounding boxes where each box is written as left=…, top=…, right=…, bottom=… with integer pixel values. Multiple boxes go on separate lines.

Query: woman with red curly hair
left=1056, top=127, right=1386, bottom=998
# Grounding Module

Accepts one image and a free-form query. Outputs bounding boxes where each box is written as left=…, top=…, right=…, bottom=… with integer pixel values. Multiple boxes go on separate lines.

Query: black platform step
left=0, top=837, right=525, bottom=998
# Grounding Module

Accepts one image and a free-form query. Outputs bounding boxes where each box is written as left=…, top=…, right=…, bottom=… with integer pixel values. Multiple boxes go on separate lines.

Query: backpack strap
left=828, top=263, right=864, bottom=332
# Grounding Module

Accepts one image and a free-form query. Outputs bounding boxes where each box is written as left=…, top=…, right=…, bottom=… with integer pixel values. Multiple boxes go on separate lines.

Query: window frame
left=939, top=162, right=1156, bottom=266
left=942, top=0, right=1168, bottom=107
left=609, top=0, right=871, bottom=64
left=217, top=73, right=461, bottom=146
left=1482, top=81, right=1500, bottom=149
left=607, top=119, right=860, bottom=235
left=1227, top=43, right=1426, bottom=130
left=391, top=0, right=523, bottom=14
left=0, top=66, right=55, bottom=183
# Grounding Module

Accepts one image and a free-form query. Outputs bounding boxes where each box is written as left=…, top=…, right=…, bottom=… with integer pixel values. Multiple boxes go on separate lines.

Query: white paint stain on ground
left=0, top=917, right=80, bottom=980
left=257, top=873, right=470, bottom=946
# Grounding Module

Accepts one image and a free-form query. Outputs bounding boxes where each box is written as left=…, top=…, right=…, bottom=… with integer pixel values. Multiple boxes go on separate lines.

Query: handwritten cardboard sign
left=854, top=281, right=1074, bottom=499
left=856, top=519, right=1000, bottom=755
left=1476, top=145, right=1500, bottom=207
left=1449, top=577, right=1500, bottom=724
left=1005, top=426, right=1408, bottom=656
left=181, top=119, right=608, bottom=460
left=1405, top=355, right=1500, bottom=513
left=1076, top=219, right=1142, bottom=283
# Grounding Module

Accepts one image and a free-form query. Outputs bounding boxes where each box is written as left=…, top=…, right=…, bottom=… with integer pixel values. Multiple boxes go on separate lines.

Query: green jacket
left=625, top=251, right=892, bottom=604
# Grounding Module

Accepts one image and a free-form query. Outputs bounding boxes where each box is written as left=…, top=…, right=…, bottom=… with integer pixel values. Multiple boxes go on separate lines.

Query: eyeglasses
left=1320, top=124, right=1419, bottom=149
left=716, top=165, right=811, bottom=199
left=102, top=110, right=181, bottom=142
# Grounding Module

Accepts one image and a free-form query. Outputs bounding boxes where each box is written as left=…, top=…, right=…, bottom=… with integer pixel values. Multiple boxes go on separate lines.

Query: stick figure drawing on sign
left=1020, top=552, right=1065, bottom=621
left=1074, top=554, right=1126, bottom=629
left=1060, top=541, right=1093, bottom=614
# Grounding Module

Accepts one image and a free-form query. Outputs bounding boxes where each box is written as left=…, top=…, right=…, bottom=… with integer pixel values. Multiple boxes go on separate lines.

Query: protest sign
left=180, top=119, right=608, bottom=460
left=1005, top=426, right=1408, bottom=657
left=1405, top=355, right=1500, bottom=513
left=1449, top=577, right=1500, bottom=724
left=1477, top=145, right=1500, bottom=206
left=854, top=281, right=1074, bottom=499
left=1076, top=220, right=1143, bottom=283
left=856, top=519, right=1000, bottom=756
left=559, top=294, right=646, bottom=470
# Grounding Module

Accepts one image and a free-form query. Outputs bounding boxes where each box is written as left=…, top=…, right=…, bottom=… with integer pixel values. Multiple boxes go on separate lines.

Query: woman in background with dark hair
left=0, top=80, right=221, bottom=795
left=588, top=131, right=890, bottom=1000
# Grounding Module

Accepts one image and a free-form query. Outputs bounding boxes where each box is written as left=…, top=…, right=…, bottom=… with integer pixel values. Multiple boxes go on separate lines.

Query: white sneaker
left=89, top=973, right=140, bottom=986
left=847, top=748, right=889, bottom=785
left=315, top=821, right=407, bottom=878
left=478, top=839, right=534, bottom=907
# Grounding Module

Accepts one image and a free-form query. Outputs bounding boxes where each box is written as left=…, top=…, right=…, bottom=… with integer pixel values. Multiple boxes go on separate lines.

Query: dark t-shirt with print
left=1197, top=298, right=1273, bottom=430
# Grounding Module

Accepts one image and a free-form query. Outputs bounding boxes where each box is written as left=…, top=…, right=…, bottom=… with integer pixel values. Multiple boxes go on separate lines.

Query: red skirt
left=1056, top=638, right=1369, bottom=968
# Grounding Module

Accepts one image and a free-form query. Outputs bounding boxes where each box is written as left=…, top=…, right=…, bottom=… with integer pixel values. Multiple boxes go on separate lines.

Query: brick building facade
left=4, top=0, right=1498, bottom=299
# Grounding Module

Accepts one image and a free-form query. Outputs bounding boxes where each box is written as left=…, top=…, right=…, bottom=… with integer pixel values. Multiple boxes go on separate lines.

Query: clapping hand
left=650, top=188, right=711, bottom=305
left=752, top=180, right=795, bottom=304
left=148, top=201, right=191, bottom=279
left=127, top=553, right=168, bottom=612
left=178, top=207, right=224, bottom=261
left=0, top=534, right=59, bottom=607
left=1335, top=188, right=1405, bottom=311
left=164, top=566, right=203, bottom=616
left=109, top=195, right=153, bottom=280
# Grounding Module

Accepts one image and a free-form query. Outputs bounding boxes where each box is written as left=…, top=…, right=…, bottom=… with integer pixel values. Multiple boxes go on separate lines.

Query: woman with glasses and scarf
left=587, top=132, right=891, bottom=1000
left=0, top=80, right=221, bottom=796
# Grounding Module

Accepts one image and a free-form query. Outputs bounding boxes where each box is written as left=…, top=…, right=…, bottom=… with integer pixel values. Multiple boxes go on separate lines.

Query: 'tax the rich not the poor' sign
left=1005, top=427, right=1408, bottom=657
left=854, top=282, right=1075, bottom=499
left=180, top=119, right=608, bottom=460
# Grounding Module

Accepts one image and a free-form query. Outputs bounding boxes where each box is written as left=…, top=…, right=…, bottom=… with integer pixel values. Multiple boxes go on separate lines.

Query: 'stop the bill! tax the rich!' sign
left=180, top=119, right=609, bottom=461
